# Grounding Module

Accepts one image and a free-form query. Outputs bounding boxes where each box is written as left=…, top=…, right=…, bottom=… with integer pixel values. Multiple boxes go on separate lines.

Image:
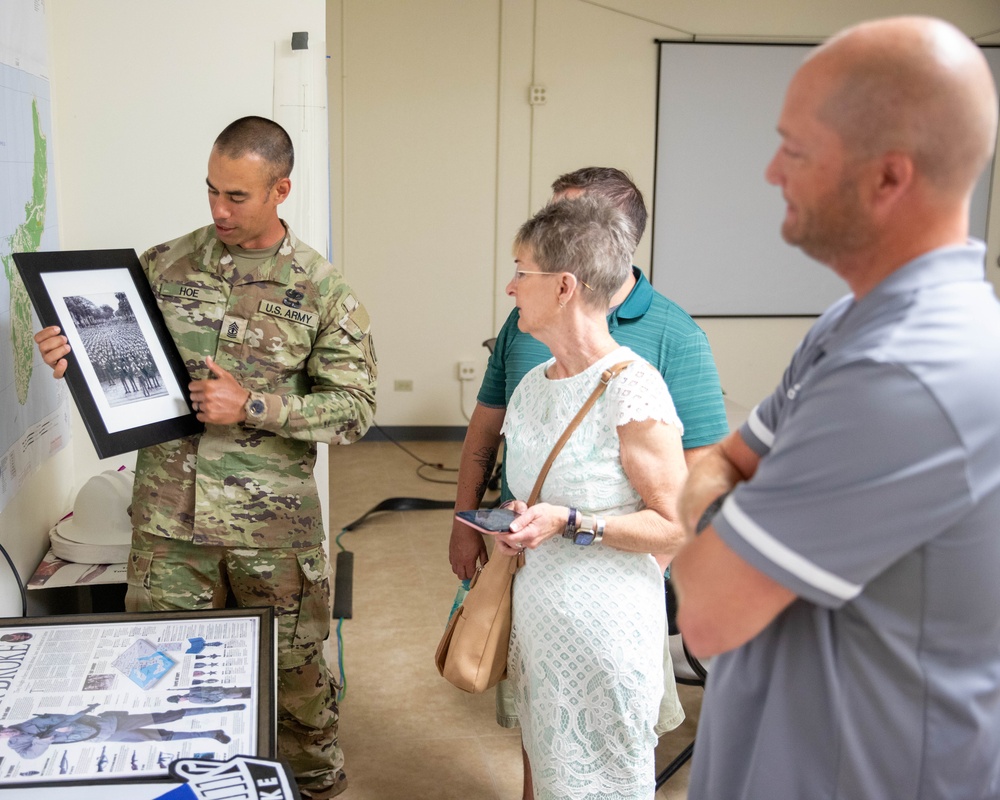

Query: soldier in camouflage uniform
left=35, top=117, right=376, bottom=799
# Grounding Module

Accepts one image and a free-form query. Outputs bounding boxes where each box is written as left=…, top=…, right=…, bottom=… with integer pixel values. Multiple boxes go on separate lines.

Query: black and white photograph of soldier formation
left=63, top=292, right=168, bottom=407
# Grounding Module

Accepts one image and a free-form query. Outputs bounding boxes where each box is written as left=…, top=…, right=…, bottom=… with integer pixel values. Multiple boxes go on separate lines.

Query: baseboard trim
left=361, top=425, right=468, bottom=442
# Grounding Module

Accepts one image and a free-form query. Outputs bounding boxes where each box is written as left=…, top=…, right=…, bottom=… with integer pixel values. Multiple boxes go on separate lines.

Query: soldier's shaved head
left=213, top=116, right=294, bottom=188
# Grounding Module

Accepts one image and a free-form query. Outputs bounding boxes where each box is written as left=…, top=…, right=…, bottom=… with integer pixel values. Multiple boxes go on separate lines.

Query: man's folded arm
left=672, top=429, right=796, bottom=659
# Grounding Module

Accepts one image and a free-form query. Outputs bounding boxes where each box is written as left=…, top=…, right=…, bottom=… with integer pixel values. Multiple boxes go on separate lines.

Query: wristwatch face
left=573, top=530, right=596, bottom=546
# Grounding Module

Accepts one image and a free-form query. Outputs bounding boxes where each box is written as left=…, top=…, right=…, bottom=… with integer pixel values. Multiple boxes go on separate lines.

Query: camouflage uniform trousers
left=126, top=529, right=346, bottom=797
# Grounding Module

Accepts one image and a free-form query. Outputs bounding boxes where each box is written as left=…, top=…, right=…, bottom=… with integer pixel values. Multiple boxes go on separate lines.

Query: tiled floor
left=327, top=440, right=700, bottom=799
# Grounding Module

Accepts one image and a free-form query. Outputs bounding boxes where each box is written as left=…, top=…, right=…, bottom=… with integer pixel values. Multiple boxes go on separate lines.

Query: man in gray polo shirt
left=671, top=16, right=1000, bottom=800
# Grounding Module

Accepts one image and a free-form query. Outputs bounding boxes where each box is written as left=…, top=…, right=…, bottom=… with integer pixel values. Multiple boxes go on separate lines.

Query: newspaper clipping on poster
left=0, top=615, right=261, bottom=785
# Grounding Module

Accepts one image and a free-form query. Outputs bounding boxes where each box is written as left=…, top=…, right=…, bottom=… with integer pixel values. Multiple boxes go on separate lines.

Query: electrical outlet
left=394, top=379, right=413, bottom=392
left=457, top=361, right=478, bottom=382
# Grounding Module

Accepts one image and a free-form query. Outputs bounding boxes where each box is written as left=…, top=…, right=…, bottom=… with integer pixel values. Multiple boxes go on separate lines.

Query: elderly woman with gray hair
left=493, top=196, right=687, bottom=799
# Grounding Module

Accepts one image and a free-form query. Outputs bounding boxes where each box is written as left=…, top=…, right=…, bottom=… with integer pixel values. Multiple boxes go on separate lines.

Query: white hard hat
left=49, top=469, right=134, bottom=564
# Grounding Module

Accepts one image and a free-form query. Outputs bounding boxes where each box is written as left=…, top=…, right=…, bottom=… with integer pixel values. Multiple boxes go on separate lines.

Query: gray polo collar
left=868, top=240, right=987, bottom=300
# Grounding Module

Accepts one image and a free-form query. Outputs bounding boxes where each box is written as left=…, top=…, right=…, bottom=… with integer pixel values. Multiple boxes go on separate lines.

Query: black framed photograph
left=12, top=249, right=203, bottom=458
left=0, top=607, right=275, bottom=790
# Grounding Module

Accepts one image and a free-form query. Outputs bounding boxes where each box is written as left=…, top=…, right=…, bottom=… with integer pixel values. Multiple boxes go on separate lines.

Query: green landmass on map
left=2, top=97, right=48, bottom=405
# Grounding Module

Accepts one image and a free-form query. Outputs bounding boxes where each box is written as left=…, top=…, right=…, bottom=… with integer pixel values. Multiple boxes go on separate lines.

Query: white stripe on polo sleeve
left=747, top=406, right=775, bottom=449
left=722, top=495, right=862, bottom=602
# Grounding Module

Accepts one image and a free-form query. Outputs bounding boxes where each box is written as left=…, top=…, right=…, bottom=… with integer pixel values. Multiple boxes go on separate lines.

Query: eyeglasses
left=513, top=269, right=557, bottom=282
left=512, top=269, right=593, bottom=291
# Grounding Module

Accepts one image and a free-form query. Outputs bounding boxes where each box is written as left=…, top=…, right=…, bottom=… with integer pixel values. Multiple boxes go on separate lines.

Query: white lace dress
left=502, top=347, right=683, bottom=800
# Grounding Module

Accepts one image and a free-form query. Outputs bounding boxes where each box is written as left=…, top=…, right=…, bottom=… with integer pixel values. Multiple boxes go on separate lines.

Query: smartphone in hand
left=454, top=507, right=517, bottom=534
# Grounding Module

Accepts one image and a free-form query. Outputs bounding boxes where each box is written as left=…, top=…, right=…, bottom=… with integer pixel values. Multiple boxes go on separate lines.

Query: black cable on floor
left=0, top=541, right=28, bottom=617
left=370, top=422, right=459, bottom=484
left=415, top=463, right=459, bottom=483
left=342, top=496, right=456, bottom=532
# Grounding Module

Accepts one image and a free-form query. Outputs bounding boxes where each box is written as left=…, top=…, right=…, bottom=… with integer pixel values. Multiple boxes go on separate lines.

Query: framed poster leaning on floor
left=0, top=607, right=275, bottom=791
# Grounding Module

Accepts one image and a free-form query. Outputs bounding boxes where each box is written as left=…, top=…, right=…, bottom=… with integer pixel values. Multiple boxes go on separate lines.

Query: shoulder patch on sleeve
left=337, top=296, right=371, bottom=341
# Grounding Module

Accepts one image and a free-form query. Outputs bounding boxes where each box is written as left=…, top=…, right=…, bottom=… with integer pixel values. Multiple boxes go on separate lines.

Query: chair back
left=665, top=575, right=710, bottom=686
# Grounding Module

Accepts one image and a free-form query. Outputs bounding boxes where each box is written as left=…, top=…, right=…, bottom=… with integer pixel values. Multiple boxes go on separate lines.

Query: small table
left=27, top=548, right=127, bottom=613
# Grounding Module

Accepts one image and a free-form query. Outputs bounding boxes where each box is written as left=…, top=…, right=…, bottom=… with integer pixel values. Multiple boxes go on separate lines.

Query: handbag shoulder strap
left=526, top=360, right=633, bottom=505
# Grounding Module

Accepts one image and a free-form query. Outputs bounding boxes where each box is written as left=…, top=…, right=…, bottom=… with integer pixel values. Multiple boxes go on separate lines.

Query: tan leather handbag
left=434, top=361, right=632, bottom=693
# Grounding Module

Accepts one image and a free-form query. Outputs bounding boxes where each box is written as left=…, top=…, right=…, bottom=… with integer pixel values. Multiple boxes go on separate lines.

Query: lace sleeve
left=609, top=360, right=684, bottom=433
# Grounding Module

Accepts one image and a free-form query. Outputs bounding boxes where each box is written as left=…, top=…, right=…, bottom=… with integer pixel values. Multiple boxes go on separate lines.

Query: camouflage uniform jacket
left=131, top=223, right=377, bottom=549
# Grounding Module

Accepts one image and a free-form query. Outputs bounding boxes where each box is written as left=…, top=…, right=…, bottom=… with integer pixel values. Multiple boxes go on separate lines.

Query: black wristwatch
left=695, top=492, right=730, bottom=534
left=244, top=391, right=266, bottom=423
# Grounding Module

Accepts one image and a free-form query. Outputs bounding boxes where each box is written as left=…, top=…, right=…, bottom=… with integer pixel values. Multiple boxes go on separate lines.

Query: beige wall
left=0, top=458, right=75, bottom=616
left=46, top=0, right=325, bottom=478
left=0, top=0, right=326, bottom=617
left=5, top=0, right=1000, bottom=615
left=329, top=0, right=1000, bottom=415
